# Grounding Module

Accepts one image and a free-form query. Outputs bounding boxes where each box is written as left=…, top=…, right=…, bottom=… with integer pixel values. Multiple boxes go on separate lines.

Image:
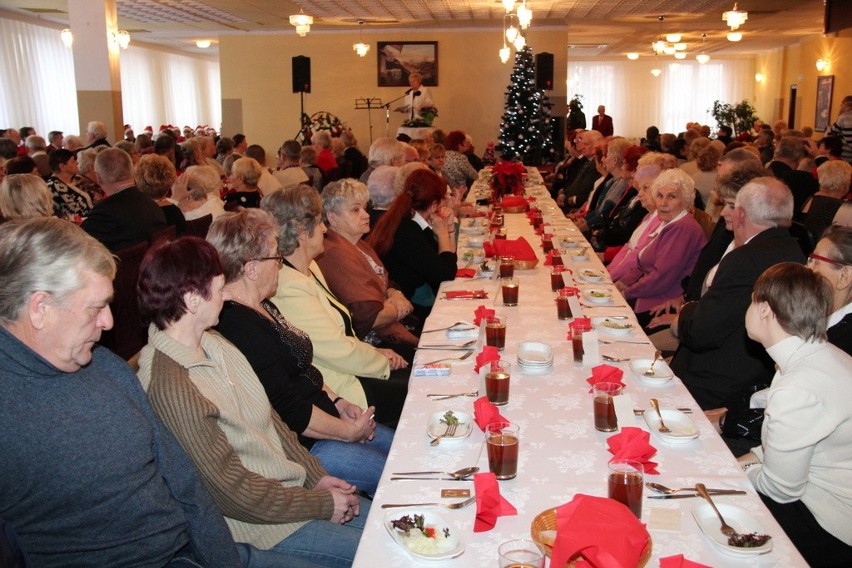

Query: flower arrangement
left=403, top=106, right=438, bottom=127
left=490, top=160, right=527, bottom=198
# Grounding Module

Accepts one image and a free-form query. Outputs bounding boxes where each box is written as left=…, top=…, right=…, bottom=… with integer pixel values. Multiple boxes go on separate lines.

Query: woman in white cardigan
left=263, top=186, right=408, bottom=428
left=738, top=262, right=852, bottom=567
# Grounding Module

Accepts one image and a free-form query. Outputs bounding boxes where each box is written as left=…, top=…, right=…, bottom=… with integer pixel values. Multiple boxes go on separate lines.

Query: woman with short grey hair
left=224, top=157, right=263, bottom=210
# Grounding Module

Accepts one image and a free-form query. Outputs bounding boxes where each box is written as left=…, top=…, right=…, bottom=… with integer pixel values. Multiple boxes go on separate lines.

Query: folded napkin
left=445, top=290, right=487, bottom=299
left=558, top=285, right=579, bottom=295
left=473, top=305, right=495, bottom=326
left=660, top=555, right=713, bottom=568
left=586, top=364, right=626, bottom=392
left=483, top=241, right=496, bottom=258
left=501, top=195, right=527, bottom=208
left=455, top=267, right=477, bottom=278
left=534, top=225, right=544, bottom=235
left=567, top=317, right=592, bottom=340
left=550, top=494, right=649, bottom=568
left=473, top=396, right=508, bottom=431
left=474, top=345, right=501, bottom=373
left=543, top=249, right=567, bottom=266
left=606, top=427, right=660, bottom=475
left=473, top=472, right=517, bottom=532
left=492, top=237, right=537, bottom=261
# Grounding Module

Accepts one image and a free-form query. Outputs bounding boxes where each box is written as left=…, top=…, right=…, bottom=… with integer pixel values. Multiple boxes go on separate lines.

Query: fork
left=428, top=390, right=478, bottom=401
left=430, top=422, right=458, bottom=446
left=422, top=351, right=474, bottom=365
left=695, top=483, right=738, bottom=536
left=381, top=496, right=477, bottom=509
left=650, top=398, right=671, bottom=433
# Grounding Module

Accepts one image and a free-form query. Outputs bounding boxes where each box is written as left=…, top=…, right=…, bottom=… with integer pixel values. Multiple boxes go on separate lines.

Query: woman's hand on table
left=378, top=348, right=408, bottom=370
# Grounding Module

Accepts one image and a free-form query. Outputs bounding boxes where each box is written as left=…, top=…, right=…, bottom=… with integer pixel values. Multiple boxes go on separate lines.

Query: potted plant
left=709, top=99, right=759, bottom=136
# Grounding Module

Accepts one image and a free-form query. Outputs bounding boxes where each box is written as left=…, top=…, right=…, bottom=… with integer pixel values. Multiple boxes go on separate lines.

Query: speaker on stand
left=535, top=52, right=554, bottom=91
left=292, top=56, right=311, bottom=142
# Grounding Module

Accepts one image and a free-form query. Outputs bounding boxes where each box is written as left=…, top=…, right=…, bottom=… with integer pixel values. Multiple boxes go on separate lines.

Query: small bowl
left=592, top=317, right=634, bottom=337
left=578, top=269, right=604, bottom=282
left=582, top=289, right=613, bottom=304
left=629, top=358, right=675, bottom=386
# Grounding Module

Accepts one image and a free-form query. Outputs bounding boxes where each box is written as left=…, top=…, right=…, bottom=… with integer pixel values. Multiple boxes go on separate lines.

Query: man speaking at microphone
left=395, top=72, right=434, bottom=121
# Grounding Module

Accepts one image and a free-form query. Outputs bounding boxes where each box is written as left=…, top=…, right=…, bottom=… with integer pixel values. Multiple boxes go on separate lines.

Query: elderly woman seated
left=0, top=173, right=54, bottom=221
left=136, top=236, right=368, bottom=568
left=74, top=147, right=106, bottom=203
left=46, top=149, right=93, bottom=219
left=135, top=154, right=186, bottom=234
left=809, top=225, right=852, bottom=353
left=611, top=168, right=707, bottom=327
left=224, top=157, right=263, bottom=210
left=264, top=186, right=408, bottom=429
left=208, top=209, right=392, bottom=497
left=800, top=160, right=852, bottom=239
left=441, top=130, right=477, bottom=189
left=366, top=165, right=399, bottom=227
left=367, top=168, right=457, bottom=319
left=173, top=164, right=227, bottom=221
left=316, top=179, right=418, bottom=352
left=737, top=263, right=852, bottom=567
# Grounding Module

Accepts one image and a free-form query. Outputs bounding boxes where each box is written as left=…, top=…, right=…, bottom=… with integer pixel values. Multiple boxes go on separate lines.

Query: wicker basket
left=530, top=507, right=652, bottom=567
left=514, top=258, right=539, bottom=270
left=502, top=204, right=529, bottom=214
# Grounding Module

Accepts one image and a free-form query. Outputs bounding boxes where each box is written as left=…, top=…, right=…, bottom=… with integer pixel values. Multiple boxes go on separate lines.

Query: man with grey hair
left=672, top=177, right=805, bottom=436
left=769, top=136, right=819, bottom=213
left=0, top=217, right=242, bottom=567
left=81, top=147, right=166, bottom=250
left=359, top=137, right=405, bottom=184
left=25, top=134, right=51, bottom=178
left=84, top=120, right=110, bottom=150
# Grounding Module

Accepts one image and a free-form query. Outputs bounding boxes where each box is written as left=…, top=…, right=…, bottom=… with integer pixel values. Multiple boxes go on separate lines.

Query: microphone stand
left=382, top=93, right=408, bottom=138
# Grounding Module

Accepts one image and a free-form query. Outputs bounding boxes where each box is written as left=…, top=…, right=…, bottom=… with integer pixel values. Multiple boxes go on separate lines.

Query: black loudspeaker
left=292, top=56, right=311, bottom=93
left=535, top=52, right=554, bottom=91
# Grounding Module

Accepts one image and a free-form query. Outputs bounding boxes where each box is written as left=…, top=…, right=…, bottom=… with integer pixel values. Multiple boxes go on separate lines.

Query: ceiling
left=0, top=0, right=826, bottom=57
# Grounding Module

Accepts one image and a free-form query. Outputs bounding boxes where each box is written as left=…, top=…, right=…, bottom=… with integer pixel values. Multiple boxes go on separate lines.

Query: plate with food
left=592, top=317, right=634, bottom=337
left=692, top=503, right=772, bottom=556
left=629, top=359, right=675, bottom=386
left=560, top=238, right=584, bottom=249
left=426, top=410, right=472, bottom=443
left=578, top=268, right=605, bottom=283
left=460, top=248, right=485, bottom=265
left=643, top=408, right=699, bottom=442
left=582, top=288, right=614, bottom=304
left=385, top=510, right=464, bottom=560
left=565, top=248, right=590, bottom=262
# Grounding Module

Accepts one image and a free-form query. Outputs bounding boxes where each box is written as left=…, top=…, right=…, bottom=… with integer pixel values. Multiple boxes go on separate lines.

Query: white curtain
left=0, top=18, right=79, bottom=135
left=0, top=15, right=220, bottom=137
left=567, top=58, right=755, bottom=139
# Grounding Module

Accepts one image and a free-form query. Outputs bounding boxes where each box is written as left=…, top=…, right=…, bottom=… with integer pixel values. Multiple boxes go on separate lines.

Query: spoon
left=645, top=350, right=661, bottom=376
left=650, top=398, right=671, bottom=433
left=422, top=321, right=473, bottom=333
left=696, top=483, right=737, bottom=536
left=391, top=466, right=480, bottom=480
left=646, top=482, right=744, bottom=495
left=420, top=339, right=477, bottom=349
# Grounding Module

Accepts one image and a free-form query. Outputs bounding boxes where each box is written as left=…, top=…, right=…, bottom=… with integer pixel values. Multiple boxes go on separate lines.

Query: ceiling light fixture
left=353, top=20, right=369, bottom=57
left=755, top=72, right=765, bottom=82
left=505, top=21, right=519, bottom=43
left=665, top=33, right=682, bottom=43
left=674, top=51, right=687, bottom=60
left=195, top=39, right=212, bottom=49
left=500, top=45, right=511, bottom=63
left=626, top=52, right=639, bottom=60
left=289, top=9, right=314, bottom=37
left=60, top=28, right=73, bottom=48
left=517, top=1, right=532, bottom=29
left=502, top=0, right=516, bottom=13
left=722, top=2, right=748, bottom=31
left=651, top=67, right=662, bottom=77
left=112, top=30, right=130, bottom=49
left=696, top=33, right=710, bottom=64
left=727, top=31, right=742, bottom=42
left=513, top=33, right=526, bottom=50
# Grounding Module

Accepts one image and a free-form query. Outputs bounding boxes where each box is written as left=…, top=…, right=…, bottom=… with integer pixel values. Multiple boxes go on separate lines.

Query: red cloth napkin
left=455, top=268, right=476, bottom=278
left=501, top=195, right=527, bottom=208
left=567, top=317, right=592, bottom=340
left=550, top=494, right=649, bottom=568
left=543, top=249, right=565, bottom=266
left=585, top=364, right=626, bottom=392
left=483, top=241, right=496, bottom=258
left=473, top=346, right=500, bottom=373
left=607, top=427, right=660, bottom=475
left=473, top=305, right=495, bottom=326
left=473, top=472, right=517, bottom=532
left=473, top=396, right=508, bottom=431
left=492, top=237, right=537, bottom=261
left=660, top=555, right=713, bottom=568
left=445, top=290, right=487, bottom=299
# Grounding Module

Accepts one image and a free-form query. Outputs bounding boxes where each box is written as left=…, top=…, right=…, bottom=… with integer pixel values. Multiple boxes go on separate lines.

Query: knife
left=634, top=408, right=692, bottom=415
left=391, top=476, right=471, bottom=481
left=416, top=347, right=476, bottom=351
left=647, top=490, right=746, bottom=499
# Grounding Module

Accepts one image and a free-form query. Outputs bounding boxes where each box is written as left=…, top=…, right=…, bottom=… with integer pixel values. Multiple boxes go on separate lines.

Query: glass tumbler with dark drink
left=542, top=233, right=554, bottom=253
left=499, top=256, right=515, bottom=279
left=485, top=314, right=508, bottom=350
left=608, top=459, right=644, bottom=518
left=501, top=278, right=519, bottom=306
left=550, top=267, right=565, bottom=292
left=593, top=382, right=622, bottom=432
left=485, top=359, right=511, bottom=405
left=570, top=319, right=591, bottom=363
left=486, top=421, right=519, bottom=480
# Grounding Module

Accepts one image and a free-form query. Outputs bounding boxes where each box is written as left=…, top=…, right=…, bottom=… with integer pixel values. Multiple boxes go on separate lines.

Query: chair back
left=183, top=214, right=213, bottom=239
left=149, top=224, right=176, bottom=245
left=788, top=221, right=816, bottom=256
left=98, top=240, right=149, bottom=360
left=692, top=208, right=715, bottom=239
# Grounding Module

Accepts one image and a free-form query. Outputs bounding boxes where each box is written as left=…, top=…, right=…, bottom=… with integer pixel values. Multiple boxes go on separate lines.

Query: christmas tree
left=497, top=46, right=556, bottom=165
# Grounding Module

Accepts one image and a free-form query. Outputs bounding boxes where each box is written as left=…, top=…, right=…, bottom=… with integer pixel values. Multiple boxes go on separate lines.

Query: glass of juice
left=485, top=359, right=511, bottom=406
left=486, top=421, right=520, bottom=480
left=485, top=314, right=508, bottom=350
left=608, top=459, right=644, bottom=518
left=593, top=382, right=622, bottom=432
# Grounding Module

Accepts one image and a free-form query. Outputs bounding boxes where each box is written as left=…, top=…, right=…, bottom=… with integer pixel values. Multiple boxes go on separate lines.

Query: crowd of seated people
left=1, top=110, right=850, bottom=567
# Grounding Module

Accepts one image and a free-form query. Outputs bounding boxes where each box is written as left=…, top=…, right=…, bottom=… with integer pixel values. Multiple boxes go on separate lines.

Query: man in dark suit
left=768, top=136, right=819, bottom=214
left=81, top=148, right=166, bottom=251
left=557, top=130, right=602, bottom=210
left=591, top=105, right=614, bottom=137
left=671, top=177, right=804, bottom=414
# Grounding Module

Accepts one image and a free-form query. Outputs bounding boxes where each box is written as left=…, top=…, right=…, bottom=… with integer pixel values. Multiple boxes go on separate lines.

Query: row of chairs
left=99, top=214, right=213, bottom=360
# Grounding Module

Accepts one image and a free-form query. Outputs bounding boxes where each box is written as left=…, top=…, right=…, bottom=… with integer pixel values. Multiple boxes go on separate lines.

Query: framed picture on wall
left=377, top=41, right=438, bottom=87
left=815, top=75, right=834, bottom=132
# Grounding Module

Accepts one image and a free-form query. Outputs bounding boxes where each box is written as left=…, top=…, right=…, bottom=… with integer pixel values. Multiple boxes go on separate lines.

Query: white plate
left=464, top=237, right=485, bottom=247
left=582, top=289, right=613, bottom=304
left=691, top=503, right=773, bottom=556
left=592, top=317, right=634, bottom=337
left=426, top=411, right=472, bottom=443
left=517, top=341, right=553, bottom=365
left=643, top=408, right=699, bottom=442
left=561, top=239, right=584, bottom=248
left=578, top=268, right=605, bottom=282
left=384, top=509, right=465, bottom=561
left=518, top=361, right=552, bottom=375
left=460, top=249, right=485, bottom=264
left=630, top=359, right=675, bottom=386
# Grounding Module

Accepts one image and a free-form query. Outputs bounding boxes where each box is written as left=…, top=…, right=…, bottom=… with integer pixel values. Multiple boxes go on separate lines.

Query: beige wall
left=219, top=28, right=568, bottom=158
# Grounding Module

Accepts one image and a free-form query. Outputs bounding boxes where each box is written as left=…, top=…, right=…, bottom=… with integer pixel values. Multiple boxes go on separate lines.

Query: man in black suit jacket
left=81, top=148, right=166, bottom=251
left=671, top=177, right=805, bottom=412
left=557, top=130, right=602, bottom=211
left=768, top=136, right=819, bottom=215
left=591, top=105, right=613, bottom=137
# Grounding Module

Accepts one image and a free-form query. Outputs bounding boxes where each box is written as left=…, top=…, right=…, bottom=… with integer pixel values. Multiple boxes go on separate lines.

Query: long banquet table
left=352, top=172, right=806, bottom=567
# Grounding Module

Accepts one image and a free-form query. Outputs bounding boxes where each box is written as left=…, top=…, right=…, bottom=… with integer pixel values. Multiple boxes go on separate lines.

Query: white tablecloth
left=352, top=176, right=805, bottom=567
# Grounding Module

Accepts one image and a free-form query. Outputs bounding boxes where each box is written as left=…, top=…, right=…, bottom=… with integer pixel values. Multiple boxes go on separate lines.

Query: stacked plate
left=517, top=341, right=553, bottom=374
